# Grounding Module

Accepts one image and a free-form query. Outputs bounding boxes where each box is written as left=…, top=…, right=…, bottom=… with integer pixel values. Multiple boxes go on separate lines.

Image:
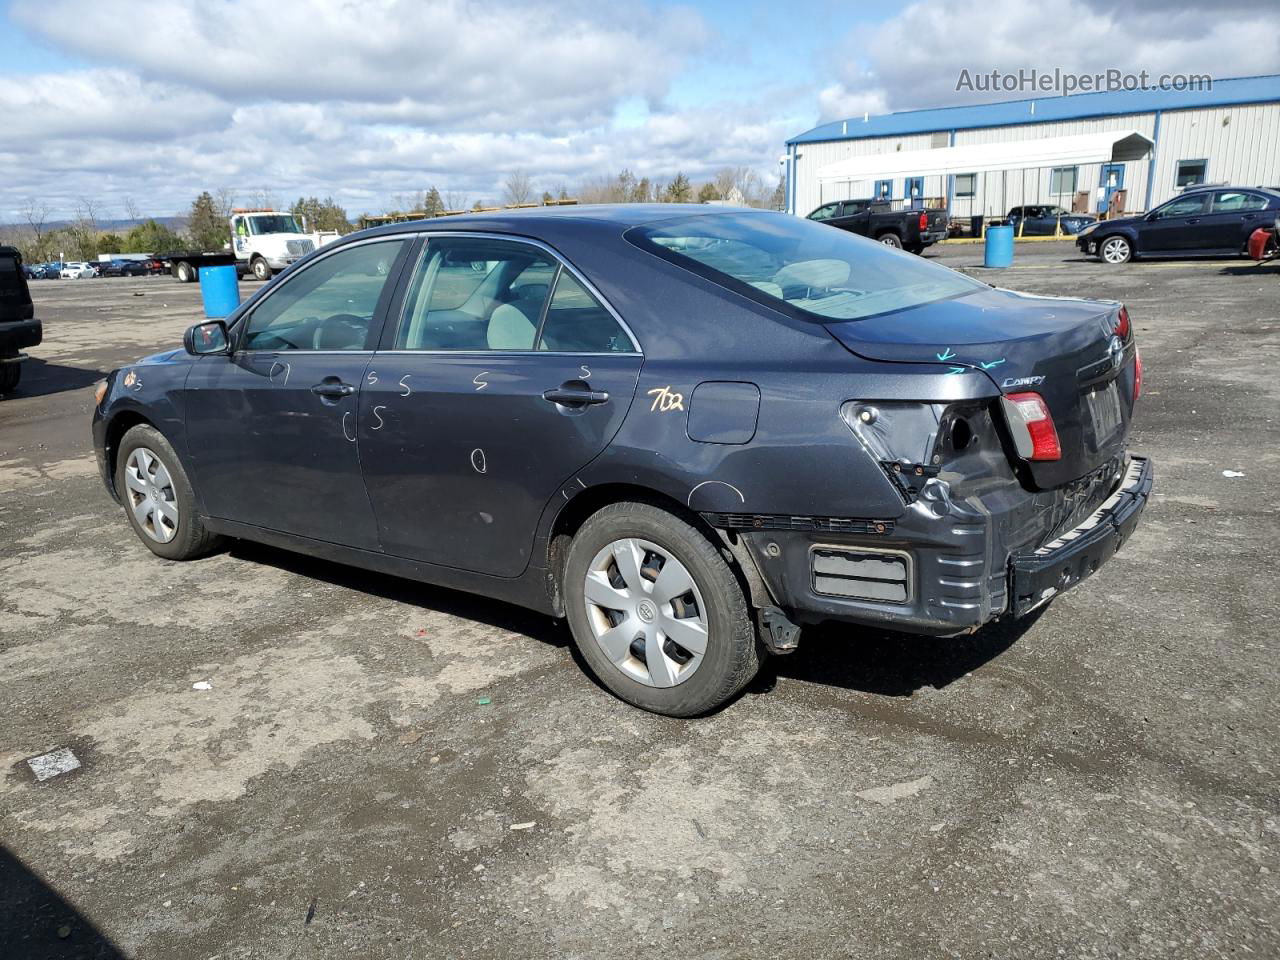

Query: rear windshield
left=625, top=211, right=984, bottom=322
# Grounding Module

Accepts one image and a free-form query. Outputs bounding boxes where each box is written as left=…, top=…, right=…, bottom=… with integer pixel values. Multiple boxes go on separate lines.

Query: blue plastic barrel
left=199, top=265, right=240, bottom=318
left=983, top=224, right=1015, bottom=268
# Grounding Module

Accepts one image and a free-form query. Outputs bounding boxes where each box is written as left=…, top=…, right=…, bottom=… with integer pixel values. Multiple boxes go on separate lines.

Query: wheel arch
left=102, top=409, right=164, bottom=498
left=542, top=482, right=754, bottom=618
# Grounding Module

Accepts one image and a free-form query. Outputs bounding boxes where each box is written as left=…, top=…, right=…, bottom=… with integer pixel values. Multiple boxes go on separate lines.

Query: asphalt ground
left=2, top=242, right=1278, bottom=959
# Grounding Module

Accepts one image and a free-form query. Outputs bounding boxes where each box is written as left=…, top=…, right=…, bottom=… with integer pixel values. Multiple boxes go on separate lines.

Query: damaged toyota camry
left=92, top=206, right=1150, bottom=716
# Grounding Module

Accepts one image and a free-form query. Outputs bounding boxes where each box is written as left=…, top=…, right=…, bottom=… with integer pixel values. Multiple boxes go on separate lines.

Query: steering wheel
left=311, top=314, right=368, bottom=350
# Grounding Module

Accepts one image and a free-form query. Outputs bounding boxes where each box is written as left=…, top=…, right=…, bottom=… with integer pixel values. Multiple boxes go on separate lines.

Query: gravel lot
left=2, top=244, right=1278, bottom=959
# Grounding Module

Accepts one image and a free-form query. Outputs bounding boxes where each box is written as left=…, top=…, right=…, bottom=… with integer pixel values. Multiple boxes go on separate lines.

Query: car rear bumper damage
left=708, top=454, right=1152, bottom=639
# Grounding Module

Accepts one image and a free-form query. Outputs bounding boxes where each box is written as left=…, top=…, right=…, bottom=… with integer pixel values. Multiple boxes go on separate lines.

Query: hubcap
left=583, top=538, right=709, bottom=688
left=1102, top=238, right=1128, bottom=263
left=124, top=447, right=179, bottom=543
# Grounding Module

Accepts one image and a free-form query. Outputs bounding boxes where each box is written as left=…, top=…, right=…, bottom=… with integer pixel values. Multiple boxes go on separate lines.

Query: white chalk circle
left=470, top=448, right=487, bottom=474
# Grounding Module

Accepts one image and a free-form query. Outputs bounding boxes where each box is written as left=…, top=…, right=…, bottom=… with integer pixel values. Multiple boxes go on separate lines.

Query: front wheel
left=563, top=502, right=762, bottom=716
left=115, top=424, right=222, bottom=560
left=1099, top=235, right=1133, bottom=264
left=251, top=257, right=272, bottom=281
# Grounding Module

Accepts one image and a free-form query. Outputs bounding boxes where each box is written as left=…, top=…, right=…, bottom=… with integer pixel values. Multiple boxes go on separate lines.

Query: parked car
left=1006, top=205, right=1096, bottom=236
left=0, top=246, right=42, bottom=394
left=99, top=258, right=150, bottom=277
left=807, top=199, right=949, bottom=253
left=60, top=261, right=98, bottom=279
left=1077, top=186, right=1280, bottom=264
left=93, top=206, right=1150, bottom=716
left=22, top=263, right=42, bottom=280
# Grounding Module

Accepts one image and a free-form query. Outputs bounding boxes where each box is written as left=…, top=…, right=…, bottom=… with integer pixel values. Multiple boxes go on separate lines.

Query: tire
left=905, top=242, right=924, bottom=255
left=878, top=232, right=903, bottom=248
left=0, top=361, right=20, bottom=394
left=251, top=257, right=272, bottom=281
left=1098, top=235, right=1133, bottom=264
left=115, top=424, right=222, bottom=561
left=175, top=261, right=195, bottom=283
left=563, top=502, right=762, bottom=716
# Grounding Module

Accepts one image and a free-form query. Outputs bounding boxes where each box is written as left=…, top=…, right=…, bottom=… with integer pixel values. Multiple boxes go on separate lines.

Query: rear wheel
left=878, top=231, right=903, bottom=248
left=563, top=502, right=762, bottom=716
left=175, top=260, right=196, bottom=283
left=115, top=424, right=222, bottom=560
left=251, top=257, right=272, bottom=281
left=1099, top=235, right=1132, bottom=264
left=0, top=358, right=20, bottom=394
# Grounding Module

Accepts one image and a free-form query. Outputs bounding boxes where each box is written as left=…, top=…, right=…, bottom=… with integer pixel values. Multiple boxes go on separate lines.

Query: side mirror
left=184, top=320, right=230, bottom=356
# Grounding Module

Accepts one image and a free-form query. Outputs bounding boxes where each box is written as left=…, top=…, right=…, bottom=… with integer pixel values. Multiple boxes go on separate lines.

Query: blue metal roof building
left=784, top=74, right=1280, bottom=218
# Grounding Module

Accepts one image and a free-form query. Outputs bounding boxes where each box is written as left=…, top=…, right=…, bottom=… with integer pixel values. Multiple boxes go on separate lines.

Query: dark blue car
left=92, top=206, right=1151, bottom=715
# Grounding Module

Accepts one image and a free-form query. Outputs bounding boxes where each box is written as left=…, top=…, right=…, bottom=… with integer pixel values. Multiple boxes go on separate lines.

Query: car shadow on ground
left=3, top=358, right=103, bottom=400
left=752, top=609, right=1044, bottom=700
left=1216, top=262, right=1278, bottom=276
left=226, top=540, right=569, bottom=649
left=0, top=845, right=128, bottom=959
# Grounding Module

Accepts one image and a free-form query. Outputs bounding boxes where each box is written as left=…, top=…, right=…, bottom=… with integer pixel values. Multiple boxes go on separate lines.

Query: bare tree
left=503, top=170, right=533, bottom=206
left=122, top=196, right=142, bottom=224
left=21, top=199, right=51, bottom=261
left=214, top=188, right=237, bottom=220
left=442, top=190, right=467, bottom=212
left=70, top=198, right=100, bottom=261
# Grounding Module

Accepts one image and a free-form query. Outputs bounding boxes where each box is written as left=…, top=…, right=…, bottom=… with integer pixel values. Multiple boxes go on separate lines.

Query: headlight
left=1078, top=223, right=1098, bottom=237
left=93, top=379, right=108, bottom=407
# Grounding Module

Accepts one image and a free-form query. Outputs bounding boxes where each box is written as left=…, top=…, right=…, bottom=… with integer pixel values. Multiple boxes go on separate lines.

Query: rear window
left=625, top=212, right=983, bottom=322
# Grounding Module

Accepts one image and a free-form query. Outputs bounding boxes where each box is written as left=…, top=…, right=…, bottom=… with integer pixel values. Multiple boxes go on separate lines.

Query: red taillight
left=1133, top=347, right=1142, bottom=402
left=1005, top=391, right=1062, bottom=461
left=1114, top=305, right=1130, bottom=340
left=919, top=211, right=928, bottom=231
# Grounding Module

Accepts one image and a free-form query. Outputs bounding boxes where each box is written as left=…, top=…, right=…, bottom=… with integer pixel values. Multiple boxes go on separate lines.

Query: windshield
left=626, top=211, right=985, bottom=322
left=249, top=215, right=303, bottom=236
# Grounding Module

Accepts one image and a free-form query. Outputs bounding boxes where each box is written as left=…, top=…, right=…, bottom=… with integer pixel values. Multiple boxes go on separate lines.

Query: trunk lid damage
left=825, top=285, right=1138, bottom=489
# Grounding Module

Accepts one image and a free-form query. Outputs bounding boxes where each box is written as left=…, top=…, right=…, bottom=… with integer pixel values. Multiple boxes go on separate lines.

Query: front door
left=358, top=234, right=643, bottom=577
left=1099, top=164, right=1125, bottom=213
left=905, top=177, right=924, bottom=210
left=186, top=238, right=411, bottom=550
left=1139, top=193, right=1210, bottom=253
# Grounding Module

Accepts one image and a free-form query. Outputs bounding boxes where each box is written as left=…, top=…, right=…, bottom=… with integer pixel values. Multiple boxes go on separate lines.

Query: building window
left=1176, top=159, right=1207, bottom=187
left=874, top=179, right=892, bottom=200
left=954, top=173, right=976, bottom=198
left=931, top=131, right=949, bottom=148
left=1050, top=166, right=1078, bottom=196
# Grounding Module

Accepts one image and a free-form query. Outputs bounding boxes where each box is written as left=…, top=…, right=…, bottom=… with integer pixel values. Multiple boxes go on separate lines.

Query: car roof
left=1179, top=184, right=1280, bottom=195
left=353, top=203, right=787, bottom=242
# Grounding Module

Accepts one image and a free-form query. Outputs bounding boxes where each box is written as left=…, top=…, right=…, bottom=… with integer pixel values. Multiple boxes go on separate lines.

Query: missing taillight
left=950, top=417, right=973, bottom=451
left=1002, top=391, right=1062, bottom=461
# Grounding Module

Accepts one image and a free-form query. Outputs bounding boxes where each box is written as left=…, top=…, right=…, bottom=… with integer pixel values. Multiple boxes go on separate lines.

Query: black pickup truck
left=807, top=199, right=949, bottom=254
left=0, top=246, right=42, bottom=395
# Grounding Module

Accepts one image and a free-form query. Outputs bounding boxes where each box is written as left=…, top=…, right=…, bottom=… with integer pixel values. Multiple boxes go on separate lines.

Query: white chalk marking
left=686, top=480, right=745, bottom=507
left=27, top=747, right=81, bottom=782
left=192, top=680, right=212, bottom=691
left=856, top=775, right=934, bottom=806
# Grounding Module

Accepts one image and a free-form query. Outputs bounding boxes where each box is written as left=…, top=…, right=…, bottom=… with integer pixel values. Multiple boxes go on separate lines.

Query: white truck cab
left=229, top=209, right=341, bottom=280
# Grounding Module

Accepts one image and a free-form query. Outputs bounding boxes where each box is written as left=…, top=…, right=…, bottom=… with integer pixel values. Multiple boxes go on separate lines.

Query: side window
left=1212, top=191, right=1268, bottom=213
left=1153, top=195, right=1208, bottom=219
left=397, top=237, right=555, bottom=351
left=241, top=240, right=405, bottom=351
left=808, top=204, right=838, bottom=222
left=537, top=272, right=632, bottom=353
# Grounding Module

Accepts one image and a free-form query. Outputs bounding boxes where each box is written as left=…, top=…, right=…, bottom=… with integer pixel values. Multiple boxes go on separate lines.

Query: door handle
left=542, top=386, right=609, bottom=406
left=311, top=380, right=355, bottom=398
left=1186, top=218, right=1201, bottom=224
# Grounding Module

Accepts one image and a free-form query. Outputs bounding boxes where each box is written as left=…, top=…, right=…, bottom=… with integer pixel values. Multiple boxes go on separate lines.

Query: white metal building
left=784, top=74, right=1280, bottom=219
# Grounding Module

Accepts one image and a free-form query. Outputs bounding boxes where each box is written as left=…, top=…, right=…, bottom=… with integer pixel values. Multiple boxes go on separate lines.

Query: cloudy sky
left=2, top=0, right=1277, bottom=221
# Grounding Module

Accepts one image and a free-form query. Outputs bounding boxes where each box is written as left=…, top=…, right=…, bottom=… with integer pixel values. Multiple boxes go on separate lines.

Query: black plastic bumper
left=1009, top=455, right=1152, bottom=616
left=0, top=318, right=42, bottom=355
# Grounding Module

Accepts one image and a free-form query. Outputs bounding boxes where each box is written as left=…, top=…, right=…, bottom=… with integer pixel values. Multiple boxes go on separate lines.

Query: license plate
left=1086, top=382, right=1122, bottom=443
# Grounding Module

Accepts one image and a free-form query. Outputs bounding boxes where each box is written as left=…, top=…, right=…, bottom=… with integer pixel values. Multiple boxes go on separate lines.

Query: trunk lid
left=825, top=285, right=1136, bottom=489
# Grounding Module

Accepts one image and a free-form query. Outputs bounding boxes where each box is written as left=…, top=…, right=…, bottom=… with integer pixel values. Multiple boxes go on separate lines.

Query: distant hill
left=0, top=216, right=187, bottom=233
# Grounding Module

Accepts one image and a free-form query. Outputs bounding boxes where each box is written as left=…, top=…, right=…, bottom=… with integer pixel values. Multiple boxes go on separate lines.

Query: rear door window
left=1211, top=191, right=1268, bottom=213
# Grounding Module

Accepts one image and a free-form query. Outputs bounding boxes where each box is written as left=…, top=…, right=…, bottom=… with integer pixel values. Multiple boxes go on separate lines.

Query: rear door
left=1138, top=193, right=1210, bottom=253
left=831, top=201, right=872, bottom=237
left=1204, top=190, right=1272, bottom=252
left=358, top=234, right=643, bottom=577
left=186, top=237, right=411, bottom=550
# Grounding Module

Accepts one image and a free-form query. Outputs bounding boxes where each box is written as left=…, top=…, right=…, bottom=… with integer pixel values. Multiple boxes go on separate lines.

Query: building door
left=874, top=180, right=892, bottom=201
left=905, top=177, right=924, bottom=209
left=1099, top=164, right=1125, bottom=214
